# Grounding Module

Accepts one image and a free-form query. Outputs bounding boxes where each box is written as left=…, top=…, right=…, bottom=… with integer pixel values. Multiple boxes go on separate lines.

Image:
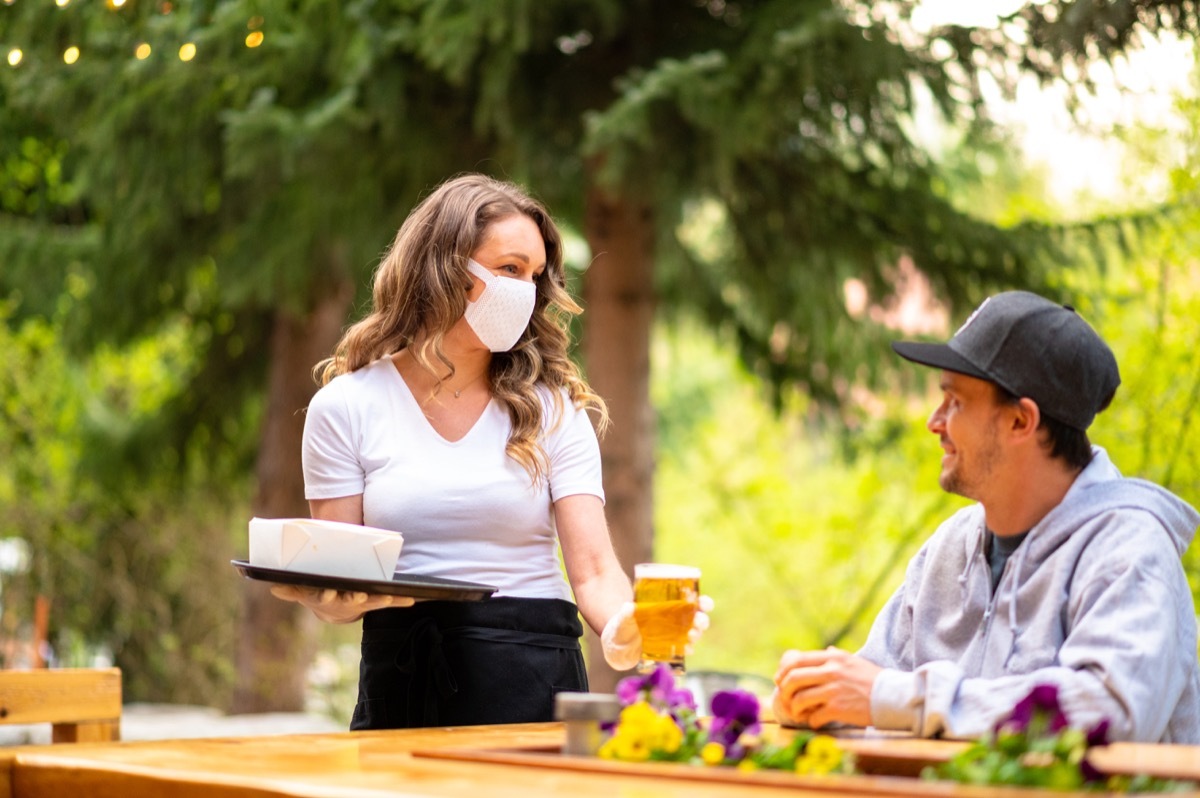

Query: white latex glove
left=268, top=584, right=414, bottom=624
left=601, top=595, right=714, bottom=671
left=601, top=602, right=642, bottom=671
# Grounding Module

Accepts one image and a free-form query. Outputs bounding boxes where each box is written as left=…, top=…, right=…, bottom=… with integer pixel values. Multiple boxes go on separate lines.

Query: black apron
left=350, top=596, right=588, bottom=730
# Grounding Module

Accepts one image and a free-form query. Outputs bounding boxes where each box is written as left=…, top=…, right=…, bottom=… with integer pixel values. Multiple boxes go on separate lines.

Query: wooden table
left=4, top=722, right=1200, bottom=798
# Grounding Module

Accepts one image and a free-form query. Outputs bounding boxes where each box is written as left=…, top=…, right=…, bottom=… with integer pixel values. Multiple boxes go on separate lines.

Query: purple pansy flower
left=707, top=689, right=762, bottom=749
left=613, top=663, right=698, bottom=729
left=939, top=684, right=1122, bottom=789
left=1080, top=758, right=1106, bottom=783
left=996, top=684, right=1068, bottom=735
left=710, top=690, right=760, bottom=730
left=616, top=663, right=675, bottom=705
left=669, top=683, right=698, bottom=713
left=1085, top=718, right=1110, bottom=747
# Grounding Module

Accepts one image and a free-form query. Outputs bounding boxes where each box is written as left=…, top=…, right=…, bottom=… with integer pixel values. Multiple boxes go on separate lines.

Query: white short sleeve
left=543, top=391, right=605, bottom=505
left=302, top=378, right=366, bottom=500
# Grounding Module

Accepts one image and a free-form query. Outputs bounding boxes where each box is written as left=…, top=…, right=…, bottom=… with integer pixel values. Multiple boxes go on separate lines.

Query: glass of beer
left=633, top=563, right=701, bottom=675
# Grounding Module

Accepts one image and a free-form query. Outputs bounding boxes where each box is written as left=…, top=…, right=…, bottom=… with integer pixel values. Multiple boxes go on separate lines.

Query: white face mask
left=463, top=259, right=537, bottom=352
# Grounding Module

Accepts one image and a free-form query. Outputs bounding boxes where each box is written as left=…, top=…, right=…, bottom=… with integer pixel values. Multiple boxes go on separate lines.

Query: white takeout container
left=248, top=517, right=403, bottom=581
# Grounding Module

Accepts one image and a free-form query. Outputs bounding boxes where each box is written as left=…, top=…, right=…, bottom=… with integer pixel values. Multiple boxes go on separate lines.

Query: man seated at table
left=773, top=291, right=1200, bottom=743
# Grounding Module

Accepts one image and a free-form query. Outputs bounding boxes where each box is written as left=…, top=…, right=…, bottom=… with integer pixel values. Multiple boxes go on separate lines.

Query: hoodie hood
left=1024, top=447, right=1199, bottom=564
left=998, top=446, right=1199, bottom=675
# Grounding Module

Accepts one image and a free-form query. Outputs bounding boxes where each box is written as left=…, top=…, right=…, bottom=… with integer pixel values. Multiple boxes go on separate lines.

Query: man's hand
left=772, top=646, right=881, bottom=729
left=268, top=584, right=414, bottom=624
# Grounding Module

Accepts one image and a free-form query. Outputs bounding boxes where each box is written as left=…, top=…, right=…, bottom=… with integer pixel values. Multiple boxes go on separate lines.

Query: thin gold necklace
left=451, top=373, right=487, bottom=399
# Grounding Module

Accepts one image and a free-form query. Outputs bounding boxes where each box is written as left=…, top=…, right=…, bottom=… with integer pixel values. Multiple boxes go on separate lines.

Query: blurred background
left=1, top=0, right=1198, bottom=727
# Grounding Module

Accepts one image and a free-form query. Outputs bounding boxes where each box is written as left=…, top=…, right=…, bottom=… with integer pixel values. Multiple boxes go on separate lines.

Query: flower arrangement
left=926, top=684, right=1195, bottom=793
left=598, top=664, right=855, bottom=776
left=596, top=669, right=1194, bottom=792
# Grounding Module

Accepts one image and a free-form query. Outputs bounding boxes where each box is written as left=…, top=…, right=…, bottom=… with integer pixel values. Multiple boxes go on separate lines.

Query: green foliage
left=578, top=0, right=1075, bottom=403
left=1049, top=75, right=1200, bottom=600
left=1091, top=261, right=1200, bottom=493
left=1086, top=262, right=1200, bottom=603
left=0, top=299, right=247, bottom=703
left=0, top=136, right=73, bottom=216
left=80, top=488, right=246, bottom=705
left=927, top=0, right=1200, bottom=103
left=5, top=0, right=1157, bottom=409
left=0, top=306, right=83, bottom=551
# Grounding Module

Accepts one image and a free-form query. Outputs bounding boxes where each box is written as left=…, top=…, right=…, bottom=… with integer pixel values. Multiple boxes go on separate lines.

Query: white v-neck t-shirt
left=301, top=357, right=605, bottom=600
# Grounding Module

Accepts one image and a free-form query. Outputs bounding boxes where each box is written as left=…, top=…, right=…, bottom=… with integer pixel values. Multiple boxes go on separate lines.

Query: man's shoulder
left=1055, top=476, right=1198, bottom=557
left=930, top=503, right=985, bottom=540
left=913, top=503, right=985, bottom=560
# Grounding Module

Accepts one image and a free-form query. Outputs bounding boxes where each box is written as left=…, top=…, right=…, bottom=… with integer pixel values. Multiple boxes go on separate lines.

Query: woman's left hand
left=600, top=595, right=715, bottom=671
left=268, top=584, right=413, bottom=624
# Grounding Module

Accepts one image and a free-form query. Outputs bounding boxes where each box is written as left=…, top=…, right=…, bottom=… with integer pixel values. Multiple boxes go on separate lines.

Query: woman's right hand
left=600, top=595, right=714, bottom=671
left=268, top=584, right=413, bottom=624
left=600, top=601, right=643, bottom=671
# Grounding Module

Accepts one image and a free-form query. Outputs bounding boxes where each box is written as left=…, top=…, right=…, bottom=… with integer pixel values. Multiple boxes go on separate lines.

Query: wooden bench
left=0, top=667, right=122, bottom=743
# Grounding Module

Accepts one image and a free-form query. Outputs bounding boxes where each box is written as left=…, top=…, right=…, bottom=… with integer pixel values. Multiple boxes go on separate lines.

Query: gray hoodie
left=861, top=447, right=1200, bottom=742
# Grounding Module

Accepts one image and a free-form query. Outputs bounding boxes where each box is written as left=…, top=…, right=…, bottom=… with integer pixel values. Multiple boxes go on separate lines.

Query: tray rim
left=231, top=559, right=496, bottom=601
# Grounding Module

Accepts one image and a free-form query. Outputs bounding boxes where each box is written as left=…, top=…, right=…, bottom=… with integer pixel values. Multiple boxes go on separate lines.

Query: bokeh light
left=63, top=46, right=80, bottom=64
left=178, top=42, right=196, bottom=61
left=7, top=48, right=22, bottom=66
left=246, top=31, right=264, bottom=48
left=135, top=42, right=151, bottom=60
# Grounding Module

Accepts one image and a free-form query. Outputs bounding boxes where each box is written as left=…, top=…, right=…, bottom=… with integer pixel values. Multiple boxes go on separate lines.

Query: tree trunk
left=231, top=267, right=354, bottom=713
left=580, top=176, right=657, bottom=693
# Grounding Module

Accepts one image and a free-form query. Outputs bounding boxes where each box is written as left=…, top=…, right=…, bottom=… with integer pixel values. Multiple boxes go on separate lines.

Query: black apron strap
left=391, top=616, right=458, bottom=727
left=443, top=626, right=583, bottom=650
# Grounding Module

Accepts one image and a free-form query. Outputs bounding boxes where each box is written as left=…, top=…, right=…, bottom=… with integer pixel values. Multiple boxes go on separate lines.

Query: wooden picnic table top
left=3, top=721, right=1200, bottom=798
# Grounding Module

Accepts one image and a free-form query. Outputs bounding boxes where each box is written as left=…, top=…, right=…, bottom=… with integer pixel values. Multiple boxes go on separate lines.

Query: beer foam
left=634, top=563, right=701, bottom=579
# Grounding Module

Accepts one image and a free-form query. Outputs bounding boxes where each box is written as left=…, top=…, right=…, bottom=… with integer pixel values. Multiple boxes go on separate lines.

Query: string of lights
left=3, top=0, right=266, bottom=67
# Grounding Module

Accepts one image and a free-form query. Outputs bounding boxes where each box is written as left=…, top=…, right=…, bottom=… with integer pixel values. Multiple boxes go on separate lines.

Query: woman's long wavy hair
left=315, top=173, right=608, bottom=483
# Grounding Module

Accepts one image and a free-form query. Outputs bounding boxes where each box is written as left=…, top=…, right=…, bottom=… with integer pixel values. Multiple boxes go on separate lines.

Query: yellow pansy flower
left=620, top=701, right=660, bottom=731
left=651, top=714, right=683, bottom=753
left=795, top=734, right=844, bottom=775
left=700, top=742, right=726, bottom=766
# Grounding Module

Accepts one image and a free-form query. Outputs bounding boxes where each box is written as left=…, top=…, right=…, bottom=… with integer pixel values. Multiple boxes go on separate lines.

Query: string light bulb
left=7, top=48, right=22, bottom=66
left=135, top=42, right=151, bottom=60
left=55, top=0, right=70, bottom=6
left=63, top=46, right=80, bottom=64
left=178, top=42, right=196, bottom=61
left=245, top=31, right=264, bottom=48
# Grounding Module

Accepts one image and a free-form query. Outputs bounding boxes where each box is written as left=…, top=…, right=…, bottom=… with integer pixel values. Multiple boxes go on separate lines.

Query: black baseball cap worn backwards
left=891, top=291, right=1121, bottom=431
